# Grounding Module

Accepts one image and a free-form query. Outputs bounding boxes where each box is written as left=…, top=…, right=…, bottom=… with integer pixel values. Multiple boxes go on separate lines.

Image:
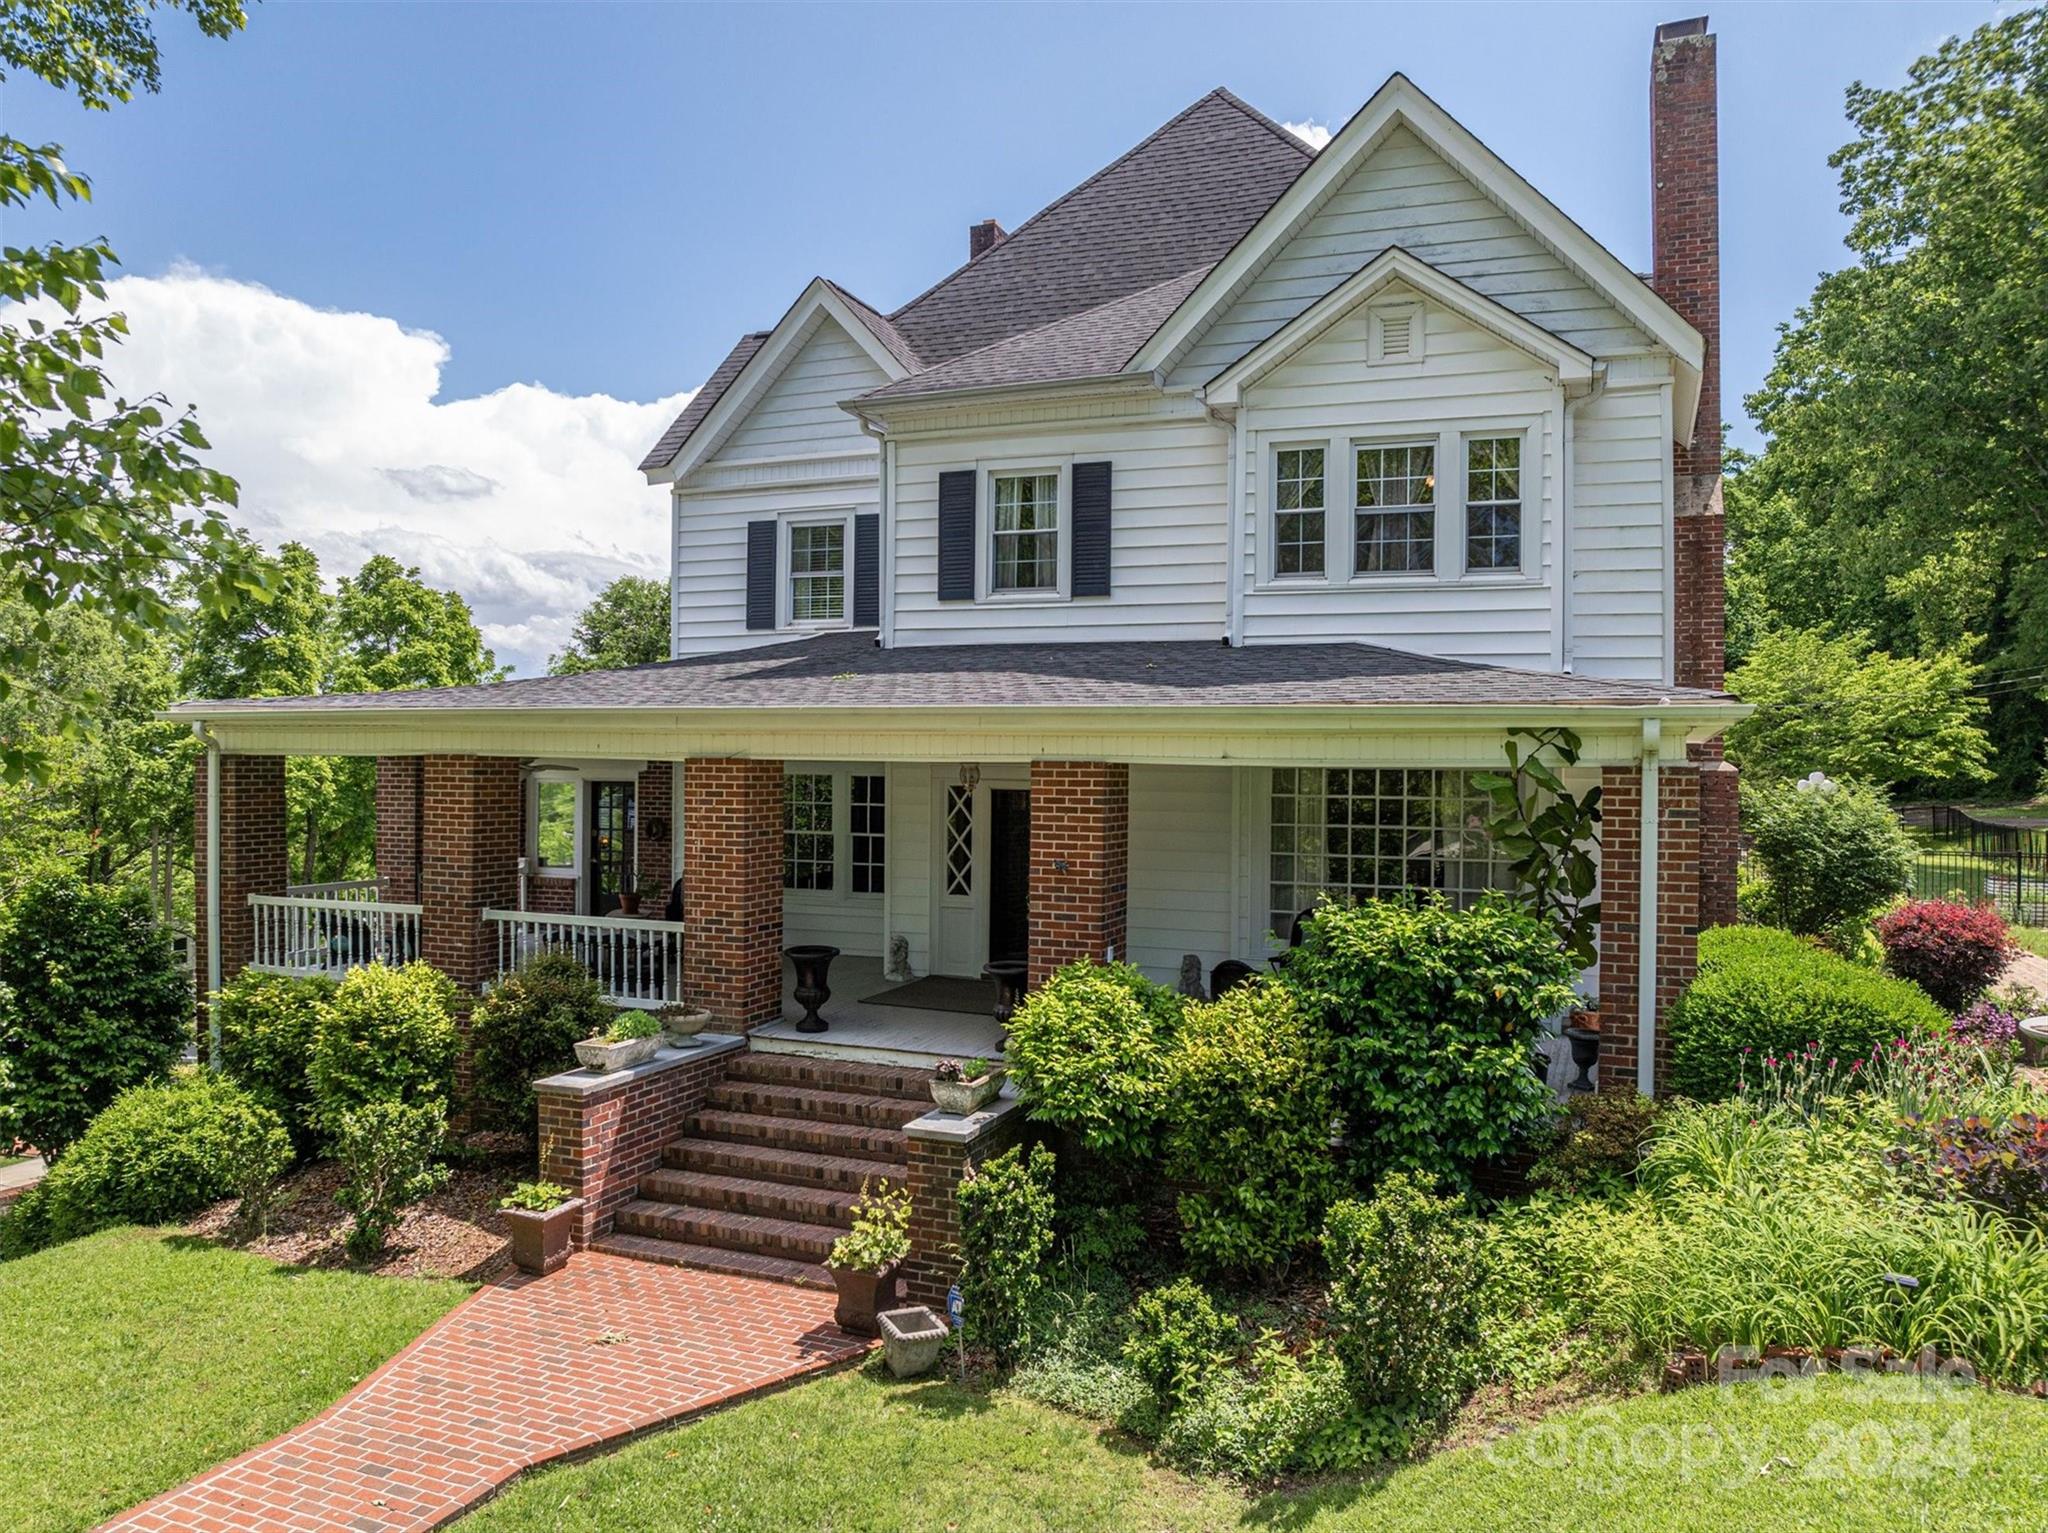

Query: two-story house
left=176, top=20, right=1744, bottom=1286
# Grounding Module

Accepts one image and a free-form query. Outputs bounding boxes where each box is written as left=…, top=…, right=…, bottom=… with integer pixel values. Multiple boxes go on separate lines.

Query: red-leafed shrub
left=1874, top=899, right=2013, bottom=1011
left=1894, top=1113, right=2048, bottom=1221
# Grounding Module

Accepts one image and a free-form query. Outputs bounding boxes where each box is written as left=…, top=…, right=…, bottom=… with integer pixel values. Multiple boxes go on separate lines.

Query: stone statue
left=1178, top=953, right=1205, bottom=998
left=885, top=933, right=913, bottom=983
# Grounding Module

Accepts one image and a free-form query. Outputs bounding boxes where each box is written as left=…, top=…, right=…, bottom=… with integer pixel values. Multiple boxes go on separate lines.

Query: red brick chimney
left=969, top=219, right=1007, bottom=260
left=1651, top=16, right=1738, bottom=927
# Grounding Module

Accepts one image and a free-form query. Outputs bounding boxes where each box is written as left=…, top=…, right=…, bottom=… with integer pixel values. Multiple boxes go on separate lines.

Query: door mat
left=860, top=974, right=998, bottom=1016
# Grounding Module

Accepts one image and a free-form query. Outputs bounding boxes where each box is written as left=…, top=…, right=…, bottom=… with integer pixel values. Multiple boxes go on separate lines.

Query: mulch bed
left=185, top=1135, right=531, bottom=1283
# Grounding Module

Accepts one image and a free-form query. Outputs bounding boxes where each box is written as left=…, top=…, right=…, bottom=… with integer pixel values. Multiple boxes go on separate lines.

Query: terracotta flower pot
left=826, top=1258, right=902, bottom=1337
left=503, top=1197, right=583, bottom=1276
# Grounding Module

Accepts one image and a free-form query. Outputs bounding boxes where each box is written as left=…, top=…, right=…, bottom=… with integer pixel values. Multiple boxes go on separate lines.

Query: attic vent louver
left=1379, top=311, right=1412, bottom=356
left=1370, top=300, right=1422, bottom=365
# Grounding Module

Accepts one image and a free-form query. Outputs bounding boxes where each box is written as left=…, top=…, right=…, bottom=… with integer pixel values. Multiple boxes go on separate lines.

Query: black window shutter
left=745, top=519, right=777, bottom=630
left=853, top=512, right=880, bottom=628
left=1072, top=460, right=1112, bottom=598
left=937, top=470, right=975, bottom=602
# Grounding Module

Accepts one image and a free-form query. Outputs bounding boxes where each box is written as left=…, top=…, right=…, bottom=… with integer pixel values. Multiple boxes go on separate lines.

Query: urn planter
left=661, top=1006, right=714, bottom=1047
left=574, top=1034, right=662, bottom=1073
left=2020, top=1016, right=2048, bottom=1067
left=1563, top=1026, right=1602, bottom=1093
left=826, top=1258, right=901, bottom=1337
left=785, top=944, right=841, bottom=1033
left=930, top=1069, right=1004, bottom=1116
left=878, top=1306, right=950, bottom=1378
left=502, top=1197, right=583, bottom=1276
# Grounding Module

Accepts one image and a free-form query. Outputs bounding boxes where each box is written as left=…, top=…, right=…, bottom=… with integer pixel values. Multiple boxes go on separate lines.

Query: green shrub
left=0, top=873, right=192, bottom=1161
left=333, top=1096, right=450, bottom=1263
left=1121, top=1277, right=1237, bottom=1411
left=1743, top=777, right=1912, bottom=936
left=1528, top=1092, right=1663, bottom=1196
left=1322, top=1174, right=1482, bottom=1427
left=1157, top=1335, right=1371, bottom=1479
left=467, top=954, right=609, bottom=1131
left=1005, top=962, right=1182, bottom=1167
left=827, top=1179, right=910, bottom=1272
left=605, top=1009, right=661, bottom=1041
left=1668, top=925, right=1947, bottom=1101
left=0, top=1073, right=290, bottom=1257
left=1278, top=895, right=1577, bottom=1187
left=213, top=970, right=333, bottom=1151
left=499, top=1179, right=573, bottom=1213
left=308, top=963, right=458, bottom=1137
left=1162, top=981, right=1336, bottom=1274
left=957, top=1142, right=1056, bottom=1363
left=1473, top=1193, right=1662, bottom=1389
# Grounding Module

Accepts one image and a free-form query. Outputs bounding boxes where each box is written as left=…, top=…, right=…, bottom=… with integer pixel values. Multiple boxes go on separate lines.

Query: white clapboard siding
left=1569, top=383, right=1669, bottom=681
left=1170, top=126, right=1651, bottom=387
left=784, top=894, right=883, bottom=957
left=671, top=476, right=879, bottom=655
left=891, top=411, right=1230, bottom=645
left=1126, top=765, right=1236, bottom=987
left=1236, top=290, right=1563, bottom=669
left=714, top=324, right=884, bottom=462
left=886, top=763, right=935, bottom=974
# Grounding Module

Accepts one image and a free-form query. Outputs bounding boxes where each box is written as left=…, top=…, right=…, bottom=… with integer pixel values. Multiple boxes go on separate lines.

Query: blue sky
left=4, top=0, right=2008, bottom=670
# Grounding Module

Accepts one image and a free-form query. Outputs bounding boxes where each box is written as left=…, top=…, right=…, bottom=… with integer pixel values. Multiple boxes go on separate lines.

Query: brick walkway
left=103, top=1252, right=867, bottom=1532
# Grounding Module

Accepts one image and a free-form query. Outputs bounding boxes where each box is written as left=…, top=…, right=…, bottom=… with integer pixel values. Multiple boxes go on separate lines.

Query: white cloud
left=10, top=265, right=693, bottom=676
left=1281, top=120, right=1333, bottom=151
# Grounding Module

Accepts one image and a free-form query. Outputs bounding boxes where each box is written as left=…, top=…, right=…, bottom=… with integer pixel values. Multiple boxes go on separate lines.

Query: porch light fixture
left=958, top=764, right=981, bottom=789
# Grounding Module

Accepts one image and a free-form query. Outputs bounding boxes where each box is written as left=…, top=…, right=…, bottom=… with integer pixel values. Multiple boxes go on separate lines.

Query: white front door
left=929, top=765, right=1028, bottom=977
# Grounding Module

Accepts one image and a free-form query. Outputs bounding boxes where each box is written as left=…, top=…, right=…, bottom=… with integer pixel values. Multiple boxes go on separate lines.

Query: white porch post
left=1637, top=718, right=1662, bottom=1096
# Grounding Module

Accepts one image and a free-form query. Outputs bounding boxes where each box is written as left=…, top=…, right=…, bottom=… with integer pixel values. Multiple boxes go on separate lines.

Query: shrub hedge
left=957, top=1142, right=1057, bottom=1363
left=213, top=970, right=334, bottom=1151
left=308, top=963, right=459, bottom=1137
left=1004, top=962, right=1183, bottom=1167
left=1874, top=899, right=2013, bottom=1011
left=467, top=954, right=610, bottom=1131
left=1667, top=925, right=1948, bottom=1101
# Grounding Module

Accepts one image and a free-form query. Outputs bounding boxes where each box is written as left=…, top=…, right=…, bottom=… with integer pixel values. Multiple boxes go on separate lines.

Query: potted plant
left=659, top=999, right=714, bottom=1047
left=573, top=1010, right=663, bottom=1072
left=877, top=1305, right=949, bottom=1378
left=499, top=1180, right=582, bottom=1275
left=825, top=1179, right=911, bottom=1337
left=929, top=1056, right=1003, bottom=1115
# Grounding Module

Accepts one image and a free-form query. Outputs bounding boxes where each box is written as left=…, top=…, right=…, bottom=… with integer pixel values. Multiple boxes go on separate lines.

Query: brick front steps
left=593, top=1050, right=932, bottom=1291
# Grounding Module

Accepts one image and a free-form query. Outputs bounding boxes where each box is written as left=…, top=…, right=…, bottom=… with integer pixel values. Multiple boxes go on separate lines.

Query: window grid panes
left=783, top=772, right=835, bottom=891
left=1274, top=447, right=1326, bottom=576
left=851, top=774, right=886, bottom=895
left=1465, top=436, right=1523, bottom=572
left=1268, top=768, right=1508, bottom=940
left=944, top=784, right=974, bottom=896
left=992, top=473, right=1059, bottom=592
left=789, top=523, right=846, bottom=622
left=1354, top=443, right=1436, bottom=574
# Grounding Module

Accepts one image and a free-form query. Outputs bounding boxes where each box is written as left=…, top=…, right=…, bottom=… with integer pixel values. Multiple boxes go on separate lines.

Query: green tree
left=331, top=555, right=504, bottom=694
left=0, top=0, right=268, bottom=784
left=1734, top=10, right=2048, bottom=789
left=1726, top=628, right=1993, bottom=793
left=549, top=574, right=669, bottom=675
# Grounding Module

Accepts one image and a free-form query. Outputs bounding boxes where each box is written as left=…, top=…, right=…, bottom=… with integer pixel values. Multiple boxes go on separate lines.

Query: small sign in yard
left=946, top=1285, right=963, bottom=1329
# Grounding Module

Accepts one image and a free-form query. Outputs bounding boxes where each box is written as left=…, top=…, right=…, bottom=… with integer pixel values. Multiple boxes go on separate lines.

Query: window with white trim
left=1353, top=442, right=1436, bottom=575
left=1465, top=435, right=1523, bottom=572
left=533, top=778, right=579, bottom=873
left=1273, top=446, right=1326, bottom=577
left=1268, top=768, right=1507, bottom=940
left=788, top=521, right=846, bottom=623
left=783, top=772, right=834, bottom=891
left=851, top=773, right=886, bottom=895
left=991, top=472, right=1059, bottom=593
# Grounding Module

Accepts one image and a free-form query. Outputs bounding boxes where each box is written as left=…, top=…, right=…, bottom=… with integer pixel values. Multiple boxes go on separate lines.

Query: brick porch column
left=374, top=756, right=424, bottom=904
left=193, top=754, right=288, bottom=1024
left=636, top=760, right=676, bottom=907
left=418, top=755, right=521, bottom=993
left=1597, top=763, right=1701, bottom=1095
left=1026, top=761, right=1129, bottom=986
left=682, top=757, right=783, bottom=1030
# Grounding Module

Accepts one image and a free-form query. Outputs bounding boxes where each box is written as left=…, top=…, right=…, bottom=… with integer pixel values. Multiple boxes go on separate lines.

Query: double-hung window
left=991, top=472, right=1059, bottom=593
left=1464, top=435, right=1523, bottom=572
left=1273, top=447, right=1326, bottom=577
left=783, top=772, right=835, bottom=891
left=788, top=521, right=846, bottom=624
left=1353, top=442, right=1435, bottom=575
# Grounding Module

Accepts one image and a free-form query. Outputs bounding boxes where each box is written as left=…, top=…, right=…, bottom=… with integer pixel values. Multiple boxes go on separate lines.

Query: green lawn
left=459, top=1361, right=2048, bottom=1533
left=2013, top=926, right=2048, bottom=962
left=0, top=1226, right=470, bottom=1533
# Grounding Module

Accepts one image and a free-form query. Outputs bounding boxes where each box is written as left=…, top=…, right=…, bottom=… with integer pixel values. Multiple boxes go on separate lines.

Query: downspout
left=1203, top=396, right=1242, bottom=646
left=192, top=723, right=222, bottom=1068
left=1637, top=717, right=1662, bottom=1096
left=1560, top=363, right=1608, bottom=674
left=855, top=410, right=895, bottom=648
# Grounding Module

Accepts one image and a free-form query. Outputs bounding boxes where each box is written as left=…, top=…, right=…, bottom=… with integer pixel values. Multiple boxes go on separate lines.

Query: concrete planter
left=2020, top=1017, right=2048, bottom=1068
left=930, top=1070, right=1004, bottom=1116
left=878, top=1306, right=949, bottom=1378
left=661, top=1007, right=714, bottom=1047
left=503, top=1196, right=583, bottom=1276
left=574, top=1035, right=661, bottom=1073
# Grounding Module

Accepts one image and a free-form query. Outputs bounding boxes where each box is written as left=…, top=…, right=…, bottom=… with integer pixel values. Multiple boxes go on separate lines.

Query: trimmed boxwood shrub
left=1277, top=894, right=1578, bottom=1187
left=1005, top=961, right=1184, bottom=1167
left=0, top=1072, right=291, bottom=1259
left=1667, top=925, right=1948, bottom=1101
left=1874, top=899, right=2013, bottom=1011
left=308, top=962, right=459, bottom=1136
left=0, top=873, right=192, bottom=1162
left=468, top=953, right=610, bottom=1132
left=1162, top=981, right=1336, bottom=1275
left=214, top=970, right=334, bottom=1151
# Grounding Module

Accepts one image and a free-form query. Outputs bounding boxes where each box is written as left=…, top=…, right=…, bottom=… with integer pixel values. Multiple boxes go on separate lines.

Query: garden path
left=2003, top=948, right=2048, bottom=1002
left=99, top=1250, right=867, bottom=1532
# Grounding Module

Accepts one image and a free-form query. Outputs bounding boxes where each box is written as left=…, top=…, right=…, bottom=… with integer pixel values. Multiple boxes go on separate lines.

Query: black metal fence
left=1908, top=805, right=2048, bottom=925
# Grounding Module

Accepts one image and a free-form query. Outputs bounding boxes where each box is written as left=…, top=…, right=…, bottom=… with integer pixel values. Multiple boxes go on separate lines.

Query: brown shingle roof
left=636, top=331, right=769, bottom=474
left=177, top=631, right=1734, bottom=716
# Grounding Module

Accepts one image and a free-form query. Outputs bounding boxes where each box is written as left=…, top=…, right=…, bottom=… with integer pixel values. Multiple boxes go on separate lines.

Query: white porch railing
left=286, top=878, right=383, bottom=903
left=484, top=909, right=686, bottom=1010
left=247, top=893, right=422, bottom=979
